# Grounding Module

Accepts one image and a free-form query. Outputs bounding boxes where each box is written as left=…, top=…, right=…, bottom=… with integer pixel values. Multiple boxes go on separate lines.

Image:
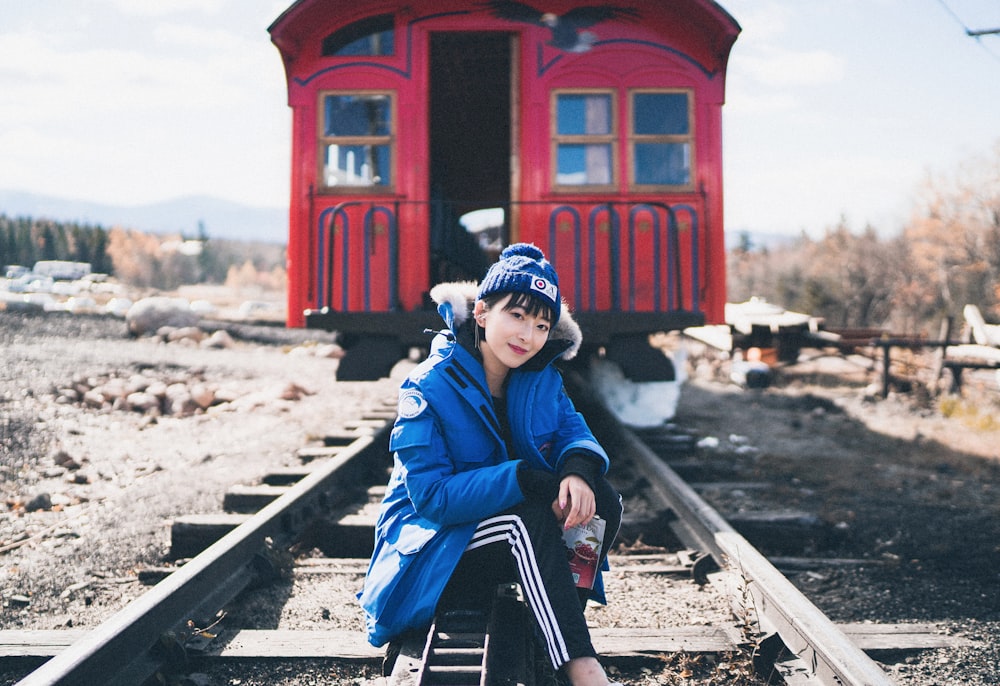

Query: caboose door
left=427, top=31, right=517, bottom=285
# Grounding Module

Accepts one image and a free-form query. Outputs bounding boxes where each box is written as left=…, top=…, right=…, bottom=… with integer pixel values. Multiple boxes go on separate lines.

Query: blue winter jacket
left=357, top=282, right=609, bottom=647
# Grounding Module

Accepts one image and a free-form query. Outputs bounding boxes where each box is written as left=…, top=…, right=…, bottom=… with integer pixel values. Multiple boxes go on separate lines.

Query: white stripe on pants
left=465, top=513, right=575, bottom=667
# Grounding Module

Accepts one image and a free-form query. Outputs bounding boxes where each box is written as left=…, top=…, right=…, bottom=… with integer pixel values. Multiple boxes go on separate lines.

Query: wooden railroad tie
left=0, top=623, right=974, bottom=660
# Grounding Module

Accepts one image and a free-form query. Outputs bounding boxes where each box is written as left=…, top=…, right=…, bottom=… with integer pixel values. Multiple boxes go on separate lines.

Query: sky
left=0, top=0, right=998, bottom=239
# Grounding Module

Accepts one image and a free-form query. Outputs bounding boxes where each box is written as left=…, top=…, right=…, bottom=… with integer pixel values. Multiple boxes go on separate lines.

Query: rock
left=49, top=492, right=76, bottom=508
left=25, top=492, right=52, bottom=512
left=127, top=374, right=152, bottom=394
left=53, top=451, right=79, bottom=468
left=98, top=378, right=129, bottom=402
left=82, top=389, right=106, bottom=409
left=213, top=387, right=240, bottom=404
left=316, top=343, right=345, bottom=359
left=189, top=383, right=216, bottom=410
left=280, top=382, right=314, bottom=401
left=126, top=297, right=199, bottom=336
left=164, top=383, right=197, bottom=416
left=201, top=329, right=235, bottom=349
left=126, top=391, right=160, bottom=414
left=155, top=325, right=178, bottom=340
left=167, top=326, right=205, bottom=344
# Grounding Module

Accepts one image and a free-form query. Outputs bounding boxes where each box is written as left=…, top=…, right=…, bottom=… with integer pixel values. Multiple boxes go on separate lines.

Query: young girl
left=358, top=243, right=623, bottom=686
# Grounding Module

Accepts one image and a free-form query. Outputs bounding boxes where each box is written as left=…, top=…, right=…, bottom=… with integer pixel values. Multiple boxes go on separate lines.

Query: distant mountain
left=0, top=190, right=288, bottom=244
left=1, top=189, right=804, bottom=252
left=724, top=228, right=801, bottom=252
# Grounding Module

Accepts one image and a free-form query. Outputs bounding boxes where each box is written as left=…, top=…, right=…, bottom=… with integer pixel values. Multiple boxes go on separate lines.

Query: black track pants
left=437, top=477, right=622, bottom=670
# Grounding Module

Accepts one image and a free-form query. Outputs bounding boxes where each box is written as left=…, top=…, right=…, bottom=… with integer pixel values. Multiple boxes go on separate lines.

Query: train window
left=321, top=15, right=395, bottom=56
left=629, top=90, right=694, bottom=189
left=319, top=92, right=394, bottom=190
left=552, top=91, right=616, bottom=189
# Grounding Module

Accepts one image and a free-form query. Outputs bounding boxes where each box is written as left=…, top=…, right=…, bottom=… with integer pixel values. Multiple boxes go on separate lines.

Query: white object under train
left=589, top=349, right=687, bottom=428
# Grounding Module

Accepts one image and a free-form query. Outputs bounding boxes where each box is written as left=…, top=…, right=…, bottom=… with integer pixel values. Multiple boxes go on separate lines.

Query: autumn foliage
left=5, top=140, right=999, bottom=336
left=1, top=217, right=286, bottom=293
left=728, top=140, right=1000, bottom=335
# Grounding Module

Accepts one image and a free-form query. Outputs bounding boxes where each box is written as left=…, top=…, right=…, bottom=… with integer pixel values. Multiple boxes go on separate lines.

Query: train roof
left=269, top=0, right=741, bottom=74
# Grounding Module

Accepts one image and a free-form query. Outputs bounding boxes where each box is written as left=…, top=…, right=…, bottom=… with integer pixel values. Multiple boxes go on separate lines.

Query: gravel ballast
left=1, top=309, right=999, bottom=684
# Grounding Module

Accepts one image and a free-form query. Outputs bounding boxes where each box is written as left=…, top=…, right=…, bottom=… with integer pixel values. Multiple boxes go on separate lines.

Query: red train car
left=269, top=0, right=739, bottom=379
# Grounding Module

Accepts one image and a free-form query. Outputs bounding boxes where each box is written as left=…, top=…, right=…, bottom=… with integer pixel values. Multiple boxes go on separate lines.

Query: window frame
left=550, top=88, right=618, bottom=193
left=627, top=88, right=695, bottom=192
left=316, top=90, right=397, bottom=194
left=321, top=14, right=395, bottom=57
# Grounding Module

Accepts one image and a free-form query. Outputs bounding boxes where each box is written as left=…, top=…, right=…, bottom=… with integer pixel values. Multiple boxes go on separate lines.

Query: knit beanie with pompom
left=476, top=243, right=560, bottom=326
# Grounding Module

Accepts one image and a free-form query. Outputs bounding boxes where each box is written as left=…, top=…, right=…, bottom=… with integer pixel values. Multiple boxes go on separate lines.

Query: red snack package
left=562, top=516, right=606, bottom=589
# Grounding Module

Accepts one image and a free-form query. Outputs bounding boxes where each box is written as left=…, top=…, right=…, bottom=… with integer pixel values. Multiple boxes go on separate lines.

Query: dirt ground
left=0, top=309, right=400, bottom=629
left=675, top=347, right=1000, bottom=684
left=1, top=309, right=999, bottom=684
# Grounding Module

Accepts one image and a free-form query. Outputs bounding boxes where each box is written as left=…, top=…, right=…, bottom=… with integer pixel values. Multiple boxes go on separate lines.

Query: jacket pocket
left=446, top=430, right=497, bottom=469
left=389, top=517, right=437, bottom=555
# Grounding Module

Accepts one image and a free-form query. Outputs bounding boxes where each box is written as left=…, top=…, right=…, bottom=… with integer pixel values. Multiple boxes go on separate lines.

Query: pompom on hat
left=477, top=243, right=561, bottom=325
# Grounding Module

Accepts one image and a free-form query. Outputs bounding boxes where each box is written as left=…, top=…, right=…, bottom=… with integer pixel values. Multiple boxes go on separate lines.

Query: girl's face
left=474, top=294, right=552, bottom=375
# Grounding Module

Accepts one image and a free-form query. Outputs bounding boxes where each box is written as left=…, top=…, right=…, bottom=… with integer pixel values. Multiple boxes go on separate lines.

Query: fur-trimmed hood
left=429, top=281, right=582, bottom=361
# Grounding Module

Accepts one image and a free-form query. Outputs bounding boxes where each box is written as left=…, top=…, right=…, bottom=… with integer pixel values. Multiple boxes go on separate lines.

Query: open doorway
left=429, top=32, right=513, bottom=285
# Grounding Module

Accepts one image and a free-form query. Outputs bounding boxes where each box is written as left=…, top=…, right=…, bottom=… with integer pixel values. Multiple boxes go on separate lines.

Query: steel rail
left=618, top=425, right=894, bottom=686
left=560, top=369, right=893, bottom=685
left=16, top=424, right=391, bottom=686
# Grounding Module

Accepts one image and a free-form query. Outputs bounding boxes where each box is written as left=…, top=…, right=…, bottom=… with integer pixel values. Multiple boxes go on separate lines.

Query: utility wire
left=934, top=0, right=1000, bottom=63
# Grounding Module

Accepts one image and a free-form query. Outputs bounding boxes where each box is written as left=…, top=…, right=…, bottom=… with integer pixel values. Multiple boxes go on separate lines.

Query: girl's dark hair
left=481, top=290, right=555, bottom=323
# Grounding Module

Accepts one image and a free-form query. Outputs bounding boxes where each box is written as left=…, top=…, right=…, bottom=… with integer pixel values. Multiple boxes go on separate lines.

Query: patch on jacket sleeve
left=398, top=389, right=428, bottom=419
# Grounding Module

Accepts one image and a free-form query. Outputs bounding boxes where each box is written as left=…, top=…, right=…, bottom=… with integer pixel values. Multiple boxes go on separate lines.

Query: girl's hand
left=553, top=474, right=596, bottom=530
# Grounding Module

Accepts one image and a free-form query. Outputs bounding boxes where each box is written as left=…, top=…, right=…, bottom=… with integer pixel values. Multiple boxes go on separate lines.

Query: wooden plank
left=223, top=484, right=290, bottom=513
left=689, top=481, right=772, bottom=492
left=293, top=558, right=369, bottom=574
left=0, top=631, right=86, bottom=657
left=590, top=627, right=737, bottom=653
left=962, top=304, right=1000, bottom=346
left=211, top=630, right=381, bottom=659
left=944, top=344, right=1000, bottom=365
left=839, top=623, right=975, bottom=651
left=296, top=446, right=343, bottom=462
left=0, top=624, right=975, bottom=659
left=210, top=627, right=739, bottom=658
left=770, top=556, right=882, bottom=570
left=323, top=432, right=371, bottom=447
left=931, top=317, right=952, bottom=392
left=175, top=485, right=381, bottom=558
left=682, top=324, right=733, bottom=351
left=387, top=636, right=426, bottom=686
left=169, top=513, right=250, bottom=559
left=605, top=564, right=691, bottom=575
left=261, top=466, right=316, bottom=485
left=304, top=521, right=376, bottom=558
left=341, top=421, right=384, bottom=431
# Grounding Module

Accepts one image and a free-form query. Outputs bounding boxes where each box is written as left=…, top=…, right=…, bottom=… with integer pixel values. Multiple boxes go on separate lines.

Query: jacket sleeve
left=390, top=401, right=523, bottom=526
left=551, top=382, right=610, bottom=475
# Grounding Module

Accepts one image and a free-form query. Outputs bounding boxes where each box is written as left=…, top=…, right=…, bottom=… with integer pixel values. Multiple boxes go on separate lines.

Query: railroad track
left=1, top=377, right=969, bottom=686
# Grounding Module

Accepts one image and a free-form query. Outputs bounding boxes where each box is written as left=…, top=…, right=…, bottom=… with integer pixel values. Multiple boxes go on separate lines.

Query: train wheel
left=335, top=335, right=404, bottom=381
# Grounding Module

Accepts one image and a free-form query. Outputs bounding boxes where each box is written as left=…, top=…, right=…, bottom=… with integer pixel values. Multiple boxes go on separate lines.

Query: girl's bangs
left=502, top=291, right=554, bottom=322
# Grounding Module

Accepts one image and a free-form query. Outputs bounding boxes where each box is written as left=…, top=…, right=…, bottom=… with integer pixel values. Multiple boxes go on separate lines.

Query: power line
left=934, top=0, right=970, bottom=30
left=934, top=0, right=1000, bottom=63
